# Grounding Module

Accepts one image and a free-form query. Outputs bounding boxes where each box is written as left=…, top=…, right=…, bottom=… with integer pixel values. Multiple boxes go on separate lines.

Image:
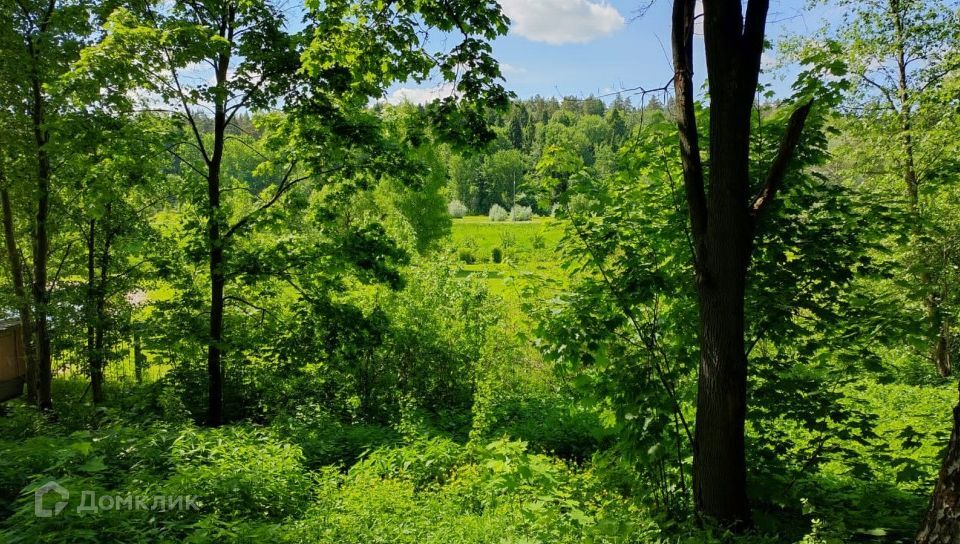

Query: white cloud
left=385, top=83, right=456, bottom=105
left=499, top=0, right=625, bottom=45
left=501, top=63, right=528, bottom=75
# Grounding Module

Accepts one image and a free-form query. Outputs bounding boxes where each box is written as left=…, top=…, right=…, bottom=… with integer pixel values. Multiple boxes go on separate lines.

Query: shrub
left=510, top=205, right=533, bottom=221
left=498, top=230, right=516, bottom=249
left=566, top=194, right=595, bottom=215
left=530, top=233, right=546, bottom=250
left=458, top=249, right=476, bottom=264
left=350, top=436, right=465, bottom=489
left=447, top=199, right=468, bottom=218
left=491, top=248, right=503, bottom=264
left=165, top=426, right=312, bottom=520
left=271, top=405, right=399, bottom=468
left=488, top=204, right=508, bottom=222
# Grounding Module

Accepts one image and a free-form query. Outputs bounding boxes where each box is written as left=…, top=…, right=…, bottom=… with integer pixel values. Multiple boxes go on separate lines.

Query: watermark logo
left=32, top=481, right=198, bottom=517
left=34, top=481, right=69, bottom=518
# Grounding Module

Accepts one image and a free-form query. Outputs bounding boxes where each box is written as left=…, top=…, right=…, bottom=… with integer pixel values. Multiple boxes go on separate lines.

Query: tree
left=66, top=117, right=165, bottom=404
left=80, top=0, right=305, bottom=424
left=0, top=24, right=37, bottom=403
left=482, top=149, right=526, bottom=208
left=670, top=0, right=814, bottom=526
left=84, top=0, right=508, bottom=425
left=915, top=51, right=960, bottom=544
left=0, top=163, right=37, bottom=403
left=802, top=0, right=960, bottom=376
left=0, top=0, right=94, bottom=410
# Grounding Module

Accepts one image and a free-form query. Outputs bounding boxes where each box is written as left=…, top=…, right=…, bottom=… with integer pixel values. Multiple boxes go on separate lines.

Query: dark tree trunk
left=133, top=329, right=144, bottom=383
left=86, top=212, right=112, bottom=405
left=917, top=382, right=960, bottom=543
left=29, top=53, right=53, bottom=411
left=1, top=183, right=37, bottom=402
left=671, top=0, right=813, bottom=528
left=206, top=241, right=224, bottom=426
left=692, top=172, right=754, bottom=524
left=932, top=298, right=952, bottom=378
left=205, top=133, right=226, bottom=426
left=694, top=278, right=751, bottom=523
left=93, top=226, right=111, bottom=403
left=91, top=257, right=108, bottom=404
left=85, top=219, right=101, bottom=402
left=205, top=19, right=233, bottom=426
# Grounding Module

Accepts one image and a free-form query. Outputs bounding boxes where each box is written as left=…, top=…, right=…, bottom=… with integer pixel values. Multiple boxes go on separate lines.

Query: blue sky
left=388, top=0, right=836, bottom=104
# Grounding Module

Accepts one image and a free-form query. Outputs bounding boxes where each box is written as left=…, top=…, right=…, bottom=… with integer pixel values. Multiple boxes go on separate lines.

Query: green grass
left=449, top=216, right=568, bottom=304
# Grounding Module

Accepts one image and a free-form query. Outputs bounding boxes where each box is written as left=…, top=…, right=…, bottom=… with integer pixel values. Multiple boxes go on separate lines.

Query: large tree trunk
left=693, top=275, right=751, bottom=524
left=916, top=382, right=960, bottom=543
left=1, top=184, right=37, bottom=403
left=691, top=52, right=756, bottom=525
left=671, top=0, right=813, bottom=527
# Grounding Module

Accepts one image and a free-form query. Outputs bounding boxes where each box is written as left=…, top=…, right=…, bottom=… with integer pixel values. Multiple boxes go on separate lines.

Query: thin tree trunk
left=85, top=219, right=100, bottom=402
left=917, top=381, right=960, bottom=543
left=205, top=14, right=233, bottom=426
left=29, top=47, right=53, bottom=411
left=931, top=295, right=952, bottom=378
left=133, top=329, right=143, bottom=383
left=86, top=211, right=111, bottom=405
left=1, top=182, right=37, bottom=403
left=91, top=227, right=110, bottom=404
left=889, top=0, right=951, bottom=377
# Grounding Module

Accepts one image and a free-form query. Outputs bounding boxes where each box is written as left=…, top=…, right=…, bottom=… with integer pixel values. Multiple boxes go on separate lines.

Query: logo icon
left=34, top=481, right=69, bottom=517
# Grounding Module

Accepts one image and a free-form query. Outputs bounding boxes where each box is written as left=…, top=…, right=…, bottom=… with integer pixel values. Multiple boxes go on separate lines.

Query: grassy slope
left=449, top=216, right=567, bottom=305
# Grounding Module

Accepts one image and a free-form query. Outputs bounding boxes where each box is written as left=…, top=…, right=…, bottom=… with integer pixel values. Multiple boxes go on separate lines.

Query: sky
left=388, top=0, right=837, bottom=105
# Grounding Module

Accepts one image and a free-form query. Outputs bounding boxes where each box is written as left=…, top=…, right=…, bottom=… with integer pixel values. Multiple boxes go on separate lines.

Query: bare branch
left=860, top=74, right=899, bottom=112
left=168, top=147, right=210, bottom=179
left=165, top=51, right=212, bottom=167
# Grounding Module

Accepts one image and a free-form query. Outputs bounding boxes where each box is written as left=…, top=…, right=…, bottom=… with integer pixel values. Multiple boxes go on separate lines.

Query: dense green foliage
left=1, top=0, right=960, bottom=542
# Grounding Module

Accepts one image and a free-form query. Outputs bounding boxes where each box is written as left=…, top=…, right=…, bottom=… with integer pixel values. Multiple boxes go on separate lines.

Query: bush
left=530, top=233, right=546, bottom=250
left=510, top=205, right=533, bottom=221
left=566, top=194, right=595, bottom=215
left=447, top=199, right=468, bottom=218
left=165, top=425, right=312, bottom=520
left=350, top=436, right=465, bottom=489
left=271, top=405, right=399, bottom=468
left=458, top=249, right=476, bottom=264
left=491, top=248, right=503, bottom=264
left=488, top=204, right=508, bottom=222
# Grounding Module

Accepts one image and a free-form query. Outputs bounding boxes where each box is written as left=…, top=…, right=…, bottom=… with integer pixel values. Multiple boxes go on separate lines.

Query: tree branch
left=860, top=74, right=899, bottom=112
left=165, top=53, right=211, bottom=167
left=743, top=0, right=770, bottom=67
left=749, top=99, right=814, bottom=217
left=671, top=0, right=707, bottom=243
left=224, top=162, right=299, bottom=239
left=168, top=147, right=210, bottom=180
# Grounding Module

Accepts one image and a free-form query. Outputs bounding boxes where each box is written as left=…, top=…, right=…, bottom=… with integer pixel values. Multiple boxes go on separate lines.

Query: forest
left=1, top=0, right=959, bottom=542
